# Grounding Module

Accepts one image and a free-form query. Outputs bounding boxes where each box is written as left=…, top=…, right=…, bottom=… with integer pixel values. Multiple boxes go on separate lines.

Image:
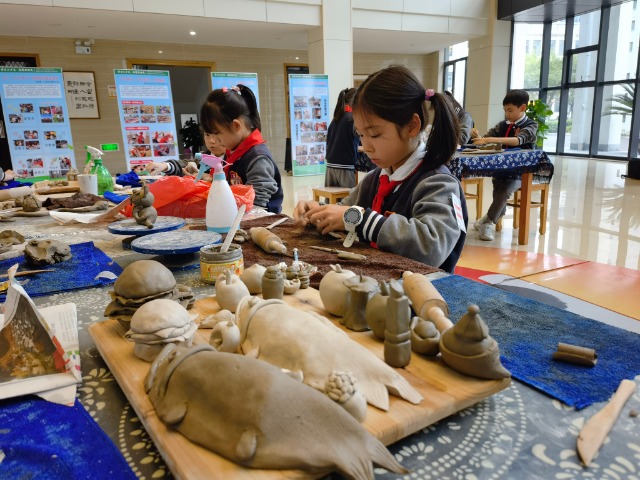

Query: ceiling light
left=158, top=50, right=163, bottom=54
left=295, top=57, right=299, bottom=60
left=189, top=31, right=196, bottom=36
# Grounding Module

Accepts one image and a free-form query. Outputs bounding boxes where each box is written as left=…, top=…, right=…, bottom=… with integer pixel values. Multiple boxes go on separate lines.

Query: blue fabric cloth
left=103, top=190, right=130, bottom=204
left=0, top=242, right=122, bottom=300
left=0, top=396, right=136, bottom=480
left=115, top=170, right=142, bottom=187
left=450, top=148, right=554, bottom=183
left=0, top=179, right=33, bottom=190
left=432, top=275, right=640, bottom=409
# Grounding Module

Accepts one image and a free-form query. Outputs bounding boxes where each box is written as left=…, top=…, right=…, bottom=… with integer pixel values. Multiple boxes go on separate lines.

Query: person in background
left=470, top=89, right=538, bottom=241
left=324, top=87, right=359, bottom=188
left=443, top=91, right=474, bottom=145
left=146, top=142, right=226, bottom=183
left=0, top=168, right=16, bottom=185
left=199, top=84, right=283, bottom=213
left=293, top=65, right=468, bottom=272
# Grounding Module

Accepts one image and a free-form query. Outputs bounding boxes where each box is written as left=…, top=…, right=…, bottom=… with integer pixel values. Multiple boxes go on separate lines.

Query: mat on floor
left=0, top=241, right=122, bottom=299
left=432, top=274, right=640, bottom=409
left=0, top=395, right=136, bottom=480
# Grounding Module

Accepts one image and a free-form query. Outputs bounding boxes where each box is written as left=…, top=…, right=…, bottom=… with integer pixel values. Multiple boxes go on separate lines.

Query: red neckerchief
left=505, top=123, right=514, bottom=138
left=371, top=162, right=422, bottom=213
left=224, top=129, right=265, bottom=174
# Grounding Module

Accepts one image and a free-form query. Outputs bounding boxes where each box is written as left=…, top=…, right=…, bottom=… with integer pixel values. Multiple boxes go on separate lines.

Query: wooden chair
left=312, top=186, right=351, bottom=204
left=496, top=182, right=549, bottom=234
left=461, top=177, right=483, bottom=220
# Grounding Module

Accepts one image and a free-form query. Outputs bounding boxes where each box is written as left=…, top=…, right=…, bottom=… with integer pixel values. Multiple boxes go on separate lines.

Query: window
left=569, top=51, right=598, bottom=83
left=443, top=42, right=468, bottom=107
left=572, top=10, right=601, bottom=49
left=511, top=23, right=544, bottom=89
left=597, top=83, right=634, bottom=157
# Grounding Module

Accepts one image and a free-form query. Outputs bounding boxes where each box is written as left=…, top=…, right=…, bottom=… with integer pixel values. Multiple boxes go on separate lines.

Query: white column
left=307, top=0, right=353, bottom=111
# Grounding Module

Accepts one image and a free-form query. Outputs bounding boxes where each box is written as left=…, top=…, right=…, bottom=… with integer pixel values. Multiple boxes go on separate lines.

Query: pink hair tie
left=425, top=89, right=435, bottom=101
left=221, top=87, right=228, bottom=93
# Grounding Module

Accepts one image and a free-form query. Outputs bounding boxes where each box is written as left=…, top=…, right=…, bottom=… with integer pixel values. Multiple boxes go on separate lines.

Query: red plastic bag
left=123, top=176, right=255, bottom=219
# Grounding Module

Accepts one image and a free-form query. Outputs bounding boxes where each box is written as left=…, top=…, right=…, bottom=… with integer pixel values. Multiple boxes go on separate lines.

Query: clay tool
left=220, top=204, right=246, bottom=253
left=0, top=269, right=54, bottom=279
left=309, top=246, right=367, bottom=261
left=577, top=379, right=636, bottom=466
left=265, top=217, right=288, bottom=230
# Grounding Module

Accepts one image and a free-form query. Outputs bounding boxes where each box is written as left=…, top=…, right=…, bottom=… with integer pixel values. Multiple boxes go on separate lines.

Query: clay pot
left=262, top=265, right=284, bottom=299
left=319, top=264, right=355, bottom=317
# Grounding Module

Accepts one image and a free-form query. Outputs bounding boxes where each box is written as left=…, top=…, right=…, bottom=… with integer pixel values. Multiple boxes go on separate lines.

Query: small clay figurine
left=261, top=265, right=284, bottom=299
left=383, top=280, right=412, bottom=368
left=66, top=168, right=79, bottom=181
left=342, top=274, right=378, bottom=331
left=131, top=184, right=157, bottom=228
left=239, top=263, right=266, bottom=294
left=215, top=269, right=250, bottom=313
left=20, top=194, right=42, bottom=212
left=410, top=316, right=440, bottom=356
left=318, top=264, right=355, bottom=317
left=24, top=239, right=72, bottom=266
left=366, top=281, right=391, bottom=340
left=325, top=370, right=368, bottom=422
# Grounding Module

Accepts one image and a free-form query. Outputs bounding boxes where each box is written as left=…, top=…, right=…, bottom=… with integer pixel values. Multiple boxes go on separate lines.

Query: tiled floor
left=281, top=156, right=640, bottom=320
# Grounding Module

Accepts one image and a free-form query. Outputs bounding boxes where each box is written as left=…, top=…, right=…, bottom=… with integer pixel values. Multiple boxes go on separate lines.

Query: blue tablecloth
left=450, top=149, right=554, bottom=183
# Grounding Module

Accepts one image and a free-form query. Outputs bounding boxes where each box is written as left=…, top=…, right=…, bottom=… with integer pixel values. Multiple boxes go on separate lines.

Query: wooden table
left=90, top=287, right=510, bottom=479
left=450, top=149, right=554, bottom=245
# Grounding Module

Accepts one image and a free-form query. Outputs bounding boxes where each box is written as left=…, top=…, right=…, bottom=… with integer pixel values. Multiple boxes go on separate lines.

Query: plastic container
left=201, top=154, right=238, bottom=233
left=91, top=158, right=114, bottom=195
left=200, top=243, right=244, bottom=284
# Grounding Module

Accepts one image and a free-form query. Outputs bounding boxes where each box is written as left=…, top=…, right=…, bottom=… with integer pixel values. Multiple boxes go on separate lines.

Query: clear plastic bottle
left=200, top=154, right=238, bottom=233
left=91, top=158, right=114, bottom=195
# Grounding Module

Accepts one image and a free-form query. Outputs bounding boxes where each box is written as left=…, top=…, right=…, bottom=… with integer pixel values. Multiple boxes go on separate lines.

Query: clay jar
left=342, top=274, right=378, bottom=332
left=262, top=265, right=284, bottom=299
left=319, top=264, right=355, bottom=317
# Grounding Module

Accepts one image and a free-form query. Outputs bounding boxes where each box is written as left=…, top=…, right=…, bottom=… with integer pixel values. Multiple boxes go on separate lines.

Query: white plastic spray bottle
left=84, top=145, right=103, bottom=174
left=200, top=154, right=238, bottom=233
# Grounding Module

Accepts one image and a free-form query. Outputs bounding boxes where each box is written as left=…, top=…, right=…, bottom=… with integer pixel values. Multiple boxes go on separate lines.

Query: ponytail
left=237, top=84, right=261, bottom=132
left=425, top=92, right=459, bottom=168
left=333, top=88, right=356, bottom=122
left=200, top=84, right=262, bottom=133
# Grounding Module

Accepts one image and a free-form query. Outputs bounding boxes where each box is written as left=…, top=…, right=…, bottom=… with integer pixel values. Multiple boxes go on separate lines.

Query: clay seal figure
left=131, top=184, right=157, bottom=228
left=145, top=344, right=406, bottom=478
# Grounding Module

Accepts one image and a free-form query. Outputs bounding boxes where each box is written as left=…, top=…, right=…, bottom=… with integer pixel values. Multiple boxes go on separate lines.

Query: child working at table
left=146, top=142, right=226, bottom=182
left=199, top=84, right=283, bottom=213
left=293, top=65, right=468, bottom=272
left=325, top=87, right=359, bottom=188
left=470, top=89, right=538, bottom=241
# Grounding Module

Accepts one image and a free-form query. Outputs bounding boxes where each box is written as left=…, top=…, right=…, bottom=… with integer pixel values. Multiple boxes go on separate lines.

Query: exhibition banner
left=288, top=74, right=328, bottom=176
left=211, top=72, right=260, bottom=112
left=0, top=67, right=76, bottom=178
left=114, top=69, right=178, bottom=171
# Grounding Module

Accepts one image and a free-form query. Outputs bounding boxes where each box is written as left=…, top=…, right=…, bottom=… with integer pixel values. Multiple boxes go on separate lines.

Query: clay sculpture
left=439, top=304, right=511, bottom=380
left=210, top=320, right=241, bottom=353
left=239, top=263, right=266, bottom=294
left=145, top=344, right=406, bottom=478
left=20, top=195, right=42, bottom=212
left=249, top=227, right=287, bottom=254
left=66, top=168, right=79, bottom=181
left=325, top=370, right=368, bottom=422
left=383, top=280, right=411, bottom=368
left=104, top=259, right=195, bottom=327
left=130, top=184, right=158, bottom=228
left=261, top=265, right=284, bottom=300
left=125, top=299, right=198, bottom=362
left=342, top=274, right=378, bottom=331
left=0, top=230, right=24, bottom=245
left=233, top=296, right=423, bottom=411
left=24, top=240, right=72, bottom=266
left=215, top=269, right=250, bottom=313
left=402, top=271, right=452, bottom=333
left=365, top=281, right=390, bottom=340
left=318, top=264, right=355, bottom=317
left=410, top=317, right=440, bottom=356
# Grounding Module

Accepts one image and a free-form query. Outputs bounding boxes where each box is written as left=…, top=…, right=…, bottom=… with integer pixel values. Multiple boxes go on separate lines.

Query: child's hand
left=293, top=200, right=320, bottom=226
left=2, top=169, right=15, bottom=182
left=472, top=137, right=489, bottom=145
left=146, top=162, right=168, bottom=175
left=470, top=128, right=479, bottom=139
left=182, top=162, right=199, bottom=175
left=304, top=204, right=349, bottom=235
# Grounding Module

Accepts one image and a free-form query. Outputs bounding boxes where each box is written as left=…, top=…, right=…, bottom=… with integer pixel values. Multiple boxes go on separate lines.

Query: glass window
left=445, top=41, right=468, bottom=61
left=569, top=50, right=597, bottom=83
left=598, top=83, right=635, bottom=157
left=444, top=64, right=454, bottom=92
left=572, top=10, right=601, bottom=49
left=511, top=23, right=544, bottom=89
left=547, top=20, right=566, bottom=87
left=543, top=90, right=561, bottom=152
left=565, top=87, right=595, bottom=154
left=604, top=2, right=640, bottom=82
left=452, top=59, right=466, bottom=106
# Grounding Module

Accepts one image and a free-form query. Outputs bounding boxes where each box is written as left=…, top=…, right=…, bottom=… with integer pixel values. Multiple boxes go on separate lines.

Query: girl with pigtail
left=200, top=84, right=283, bottom=213
left=324, top=87, right=359, bottom=188
left=293, top=65, right=468, bottom=272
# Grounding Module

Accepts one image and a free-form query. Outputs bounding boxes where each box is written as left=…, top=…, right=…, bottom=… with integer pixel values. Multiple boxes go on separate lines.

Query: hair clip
left=344, top=105, right=352, bottom=112
left=425, top=89, right=435, bottom=101
left=230, top=85, right=242, bottom=95
left=221, top=87, right=228, bottom=93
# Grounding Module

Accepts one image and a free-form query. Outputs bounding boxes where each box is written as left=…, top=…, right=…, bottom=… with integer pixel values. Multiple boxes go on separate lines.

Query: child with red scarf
left=199, top=84, right=283, bottom=213
left=293, top=66, right=467, bottom=272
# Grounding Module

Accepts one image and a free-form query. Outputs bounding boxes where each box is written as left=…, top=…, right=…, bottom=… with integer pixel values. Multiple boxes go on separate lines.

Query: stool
left=312, top=186, right=351, bottom=204
left=496, top=182, right=549, bottom=234
left=461, top=177, right=483, bottom=220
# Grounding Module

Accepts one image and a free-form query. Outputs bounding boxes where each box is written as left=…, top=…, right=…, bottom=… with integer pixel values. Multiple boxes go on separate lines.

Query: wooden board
left=89, top=288, right=510, bottom=480
left=34, top=180, right=80, bottom=194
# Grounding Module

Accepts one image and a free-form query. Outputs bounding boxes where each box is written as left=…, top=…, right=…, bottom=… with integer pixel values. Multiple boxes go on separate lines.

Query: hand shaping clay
left=145, top=344, right=406, bottom=478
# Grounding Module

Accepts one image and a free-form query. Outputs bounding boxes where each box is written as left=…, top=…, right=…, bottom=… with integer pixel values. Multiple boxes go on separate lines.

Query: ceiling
left=0, top=4, right=471, bottom=56
left=498, top=0, right=621, bottom=22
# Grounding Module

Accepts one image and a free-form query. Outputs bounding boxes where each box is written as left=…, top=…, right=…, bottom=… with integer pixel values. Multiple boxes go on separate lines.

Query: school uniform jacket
left=340, top=164, right=468, bottom=273
left=325, top=112, right=359, bottom=170
left=485, top=115, right=538, bottom=149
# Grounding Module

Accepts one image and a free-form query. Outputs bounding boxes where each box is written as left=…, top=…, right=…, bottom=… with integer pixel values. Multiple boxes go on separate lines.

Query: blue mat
left=0, top=242, right=122, bottom=300
left=0, top=396, right=136, bottom=480
left=432, top=275, right=640, bottom=409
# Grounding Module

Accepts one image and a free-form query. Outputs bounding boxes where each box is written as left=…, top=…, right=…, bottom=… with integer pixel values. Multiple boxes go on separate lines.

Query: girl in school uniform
left=293, top=66, right=468, bottom=272
left=200, top=84, right=283, bottom=213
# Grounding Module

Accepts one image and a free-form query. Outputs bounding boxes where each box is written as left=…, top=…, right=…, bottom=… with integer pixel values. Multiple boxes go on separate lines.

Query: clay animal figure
left=131, top=185, right=157, bottom=228
left=24, top=240, right=71, bottom=266
left=145, top=344, right=406, bottom=479
left=233, top=296, right=423, bottom=411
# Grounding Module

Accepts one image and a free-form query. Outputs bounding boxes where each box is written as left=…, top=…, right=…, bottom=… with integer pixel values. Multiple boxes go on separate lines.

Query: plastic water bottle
left=200, top=154, right=238, bottom=233
left=90, top=158, right=114, bottom=195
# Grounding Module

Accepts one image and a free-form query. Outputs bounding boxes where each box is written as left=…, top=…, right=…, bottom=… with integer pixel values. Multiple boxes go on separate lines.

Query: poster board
left=211, top=72, right=260, bottom=112
left=0, top=66, right=76, bottom=178
left=288, top=74, right=329, bottom=177
left=63, top=71, right=99, bottom=119
left=114, top=69, right=178, bottom=171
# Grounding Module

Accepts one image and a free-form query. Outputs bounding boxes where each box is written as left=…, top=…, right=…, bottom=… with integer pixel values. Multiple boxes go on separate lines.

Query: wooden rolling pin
left=249, top=226, right=287, bottom=254
left=402, top=271, right=452, bottom=332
